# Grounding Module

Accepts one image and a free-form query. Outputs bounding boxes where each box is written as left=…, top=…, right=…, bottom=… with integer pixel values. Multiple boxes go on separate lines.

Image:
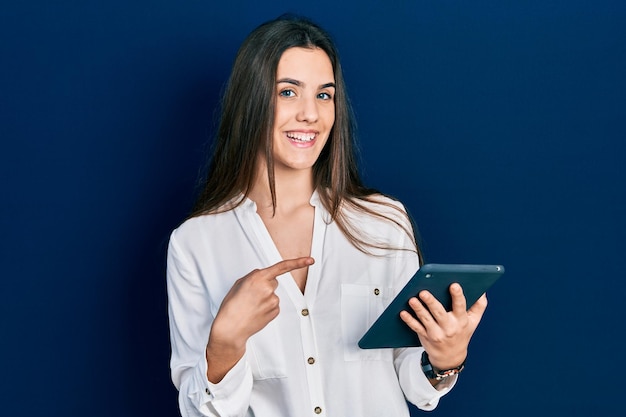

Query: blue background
left=1, top=1, right=624, bottom=416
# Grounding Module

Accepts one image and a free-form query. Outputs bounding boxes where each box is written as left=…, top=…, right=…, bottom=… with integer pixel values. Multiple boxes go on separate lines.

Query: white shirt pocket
left=246, top=319, right=288, bottom=380
left=341, top=283, right=393, bottom=362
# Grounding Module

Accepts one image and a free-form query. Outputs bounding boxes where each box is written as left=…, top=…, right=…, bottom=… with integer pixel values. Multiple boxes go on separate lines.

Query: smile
left=286, top=131, right=317, bottom=143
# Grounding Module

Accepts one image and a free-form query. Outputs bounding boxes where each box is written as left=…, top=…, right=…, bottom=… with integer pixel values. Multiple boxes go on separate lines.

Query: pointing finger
left=263, top=257, right=315, bottom=279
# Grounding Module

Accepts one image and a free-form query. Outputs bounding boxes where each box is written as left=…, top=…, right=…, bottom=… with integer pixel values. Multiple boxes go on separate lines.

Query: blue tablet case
left=358, top=263, right=505, bottom=349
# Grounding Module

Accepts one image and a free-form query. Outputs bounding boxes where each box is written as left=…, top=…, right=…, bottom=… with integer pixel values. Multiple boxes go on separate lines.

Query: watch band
left=420, top=351, right=465, bottom=380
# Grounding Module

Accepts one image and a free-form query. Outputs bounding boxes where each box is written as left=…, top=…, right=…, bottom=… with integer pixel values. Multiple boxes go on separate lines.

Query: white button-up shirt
left=167, top=192, right=456, bottom=417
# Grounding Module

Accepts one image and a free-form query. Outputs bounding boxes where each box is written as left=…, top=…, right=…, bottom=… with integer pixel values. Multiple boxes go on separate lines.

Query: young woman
left=166, top=14, right=487, bottom=417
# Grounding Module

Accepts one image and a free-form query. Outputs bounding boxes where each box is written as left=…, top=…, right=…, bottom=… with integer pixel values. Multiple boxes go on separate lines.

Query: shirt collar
left=235, top=189, right=324, bottom=213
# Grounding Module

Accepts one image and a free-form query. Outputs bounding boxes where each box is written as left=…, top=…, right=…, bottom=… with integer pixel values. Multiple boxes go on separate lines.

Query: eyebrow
left=277, top=78, right=336, bottom=89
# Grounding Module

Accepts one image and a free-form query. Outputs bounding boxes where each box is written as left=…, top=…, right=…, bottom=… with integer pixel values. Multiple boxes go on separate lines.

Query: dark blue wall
left=1, top=1, right=624, bottom=416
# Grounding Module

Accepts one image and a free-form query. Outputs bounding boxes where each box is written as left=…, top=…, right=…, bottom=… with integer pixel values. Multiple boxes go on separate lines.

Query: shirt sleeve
left=167, top=229, right=253, bottom=417
left=389, top=206, right=457, bottom=410
left=394, top=347, right=458, bottom=411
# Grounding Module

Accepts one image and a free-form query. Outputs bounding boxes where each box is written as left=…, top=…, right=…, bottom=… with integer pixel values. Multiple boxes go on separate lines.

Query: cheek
left=273, top=105, right=288, bottom=127
left=324, top=106, right=336, bottom=128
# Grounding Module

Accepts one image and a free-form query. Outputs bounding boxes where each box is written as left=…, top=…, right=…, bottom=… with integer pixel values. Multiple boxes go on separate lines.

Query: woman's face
left=271, top=47, right=335, bottom=173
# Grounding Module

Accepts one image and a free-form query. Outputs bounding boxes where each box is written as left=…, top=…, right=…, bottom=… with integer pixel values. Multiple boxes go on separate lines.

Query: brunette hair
left=190, top=14, right=422, bottom=260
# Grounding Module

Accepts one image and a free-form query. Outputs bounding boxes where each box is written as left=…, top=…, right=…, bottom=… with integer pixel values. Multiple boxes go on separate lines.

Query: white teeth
left=286, top=132, right=316, bottom=142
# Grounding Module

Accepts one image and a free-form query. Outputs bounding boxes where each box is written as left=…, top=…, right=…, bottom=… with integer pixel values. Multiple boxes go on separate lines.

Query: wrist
left=427, top=349, right=467, bottom=371
left=207, top=330, right=246, bottom=358
left=205, top=334, right=246, bottom=384
left=421, top=351, right=465, bottom=381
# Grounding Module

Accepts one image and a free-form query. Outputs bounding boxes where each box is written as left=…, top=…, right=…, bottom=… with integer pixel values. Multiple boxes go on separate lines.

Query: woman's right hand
left=205, top=256, right=314, bottom=382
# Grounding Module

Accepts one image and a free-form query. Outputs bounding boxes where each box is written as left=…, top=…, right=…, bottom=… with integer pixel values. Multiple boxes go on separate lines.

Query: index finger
left=263, top=257, right=315, bottom=279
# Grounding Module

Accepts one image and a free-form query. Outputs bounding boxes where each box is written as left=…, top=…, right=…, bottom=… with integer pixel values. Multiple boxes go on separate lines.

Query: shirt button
left=374, top=288, right=380, bottom=296
left=307, top=357, right=315, bottom=365
left=314, top=406, right=322, bottom=414
left=301, top=308, right=309, bottom=316
left=205, top=388, right=211, bottom=395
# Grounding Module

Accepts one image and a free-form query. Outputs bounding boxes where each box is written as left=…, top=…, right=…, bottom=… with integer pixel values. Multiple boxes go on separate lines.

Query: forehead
left=276, top=47, right=334, bottom=81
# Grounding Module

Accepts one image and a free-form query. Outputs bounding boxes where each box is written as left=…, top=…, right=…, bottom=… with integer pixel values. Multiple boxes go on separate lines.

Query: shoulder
left=171, top=195, right=251, bottom=239
left=343, top=193, right=416, bottom=243
left=169, top=209, right=238, bottom=251
left=360, top=193, right=407, bottom=211
left=346, top=193, right=411, bottom=226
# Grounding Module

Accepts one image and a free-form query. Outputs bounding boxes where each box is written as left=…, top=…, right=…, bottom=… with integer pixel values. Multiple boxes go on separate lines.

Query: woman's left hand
left=399, top=283, right=488, bottom=371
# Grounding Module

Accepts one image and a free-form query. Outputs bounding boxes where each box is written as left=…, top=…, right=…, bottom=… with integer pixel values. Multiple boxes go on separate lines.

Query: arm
left=387, top=209, right=485, bottom=407
left=166, top=232, right=252, bottom=417
left=393, top=286, right=486, bottom=410
left=167, top=231, right=314, bottom=416
left=205, top=257, right=315, bottom=383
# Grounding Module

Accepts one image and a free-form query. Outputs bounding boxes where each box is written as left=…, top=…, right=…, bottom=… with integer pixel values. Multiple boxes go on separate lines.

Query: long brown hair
left=190, top=14, right=422, bottom=261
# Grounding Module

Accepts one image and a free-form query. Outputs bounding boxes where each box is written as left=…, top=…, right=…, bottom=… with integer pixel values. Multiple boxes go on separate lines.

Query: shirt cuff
left=189, top=354, right=253, bottom=416
left=396, top=348, right=458, bottom=411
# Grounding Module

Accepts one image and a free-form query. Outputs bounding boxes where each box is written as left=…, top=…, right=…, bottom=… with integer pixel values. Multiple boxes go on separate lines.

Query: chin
left=275, top=159, right=316, bottom=171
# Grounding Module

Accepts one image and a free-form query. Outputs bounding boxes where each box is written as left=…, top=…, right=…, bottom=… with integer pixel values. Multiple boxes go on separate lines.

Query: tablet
left=358, top=263, right=505, bottom=349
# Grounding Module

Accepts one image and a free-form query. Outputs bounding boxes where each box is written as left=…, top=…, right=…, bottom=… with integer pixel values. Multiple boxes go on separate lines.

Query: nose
left=296, top=95, right=319, bottom=123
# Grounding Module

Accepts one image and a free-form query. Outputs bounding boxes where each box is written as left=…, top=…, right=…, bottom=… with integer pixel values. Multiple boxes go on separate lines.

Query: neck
left=249, top=161, right=315, bottom=214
